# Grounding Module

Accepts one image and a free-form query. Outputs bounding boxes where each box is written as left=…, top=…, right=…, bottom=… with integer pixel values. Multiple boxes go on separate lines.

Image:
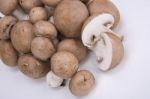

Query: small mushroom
left=18, top=54, right=49, bottom=79
left=29, top=7, right=48, bottom=24
left=54, top=0, right=89, bottom=37
left=69, top=70, right=95, bottom=96
left=82, top=13, right=123, bottom=49
left=19, top=0, right=43, bottom=13
left=88, top=0, right=120, bottom=28
left=41, top=0, right=61, bottom=7
left=11, top=21, right=35, bottom=53
left=33, top=21, right=57, bottom=39
left=46, top=71, right=63, bottom=87
left=57, top=39, right=87, bottom=62
left=0, top=0, right=29, bottom=20
left=92, top=33, right=124, bottom=71
left=0, top=16, right=17, bottom=40
left=0, top=40, right=18, bottom=67
left=51, top=51, right=79, bottom=79
left=31, top=37, right=56, bottom=61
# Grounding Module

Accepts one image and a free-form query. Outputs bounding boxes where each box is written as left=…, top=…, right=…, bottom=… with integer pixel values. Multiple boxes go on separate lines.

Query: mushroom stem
left=12, top=6, right=29, bottom=20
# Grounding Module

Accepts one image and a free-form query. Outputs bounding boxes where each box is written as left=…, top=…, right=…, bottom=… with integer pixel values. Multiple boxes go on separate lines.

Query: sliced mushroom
left=82, top=13, right=123, bottom=49
left=88, top=0, right=120, bottom=28
left=92, top=32, right=124, bottom=71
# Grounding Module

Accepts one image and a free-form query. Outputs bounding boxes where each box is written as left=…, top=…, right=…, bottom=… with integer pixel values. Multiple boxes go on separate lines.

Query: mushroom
left=91, top=33, right=124, bottom=71
left=0, top=40, right=18, bottom=67
left=33, top=21, right=57, bottom=39
left=29, top=7, right=48, bottom=24
left=54, top=0, right=89, bottom=37
left=41, top=0, right=61, bottom=7
left=46, top=71, right=63, bottom=87
left=0, top=0, right=29, bottom=20
left=18, top=54, right=49, bottom=79
left=0, top=16, right=17, bottom=40
left=88, top=0, right=120, bottom=28
left=51, top=51, right=79, bottom=79
left=82, top=13, right=123, bottom=49
left=11, top=21, right=35, bottom=53
left=69, top=70, right=95, bottom=96
left=31, top=37, right=56, bottom=61
left=19, top=0, right=43, bottom=13
left=57, top=39, right=87, bottom=62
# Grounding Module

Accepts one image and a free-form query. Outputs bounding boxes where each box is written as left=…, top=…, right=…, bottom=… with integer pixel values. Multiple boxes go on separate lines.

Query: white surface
left=1, top=0, right=150, bottom=99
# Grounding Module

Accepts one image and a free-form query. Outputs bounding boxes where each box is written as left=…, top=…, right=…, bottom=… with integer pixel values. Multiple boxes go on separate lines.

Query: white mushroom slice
left=82, top=13, right=123, bottom=48
left=46, top=71, right=63, bottom=87
left=92, top=33, right=124, bottom=71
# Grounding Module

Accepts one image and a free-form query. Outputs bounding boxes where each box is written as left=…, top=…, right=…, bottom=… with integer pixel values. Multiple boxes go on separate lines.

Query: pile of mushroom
left=0, top=0, right=124, bottom=97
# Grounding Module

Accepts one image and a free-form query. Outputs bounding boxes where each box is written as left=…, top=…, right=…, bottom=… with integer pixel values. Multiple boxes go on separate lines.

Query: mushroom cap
left=0, top=16, right=17, bottom=40
left=29, top=7, right=48, bottom=24
left=11, top=21, right=34, bottom=53
left=57, top=39, right=87, bottom=62
left=0, top=40, right=18, bottom=67
left=51, top=51, right=79, bottom=79
left=93, top=32, right=124, bottom=71
left=19, top=0, right=43, bottom=12
left=54, top=0, right=89, bottom=37
left=18, top=54, right=49, bottom=79
left=33, top=21, right=57, bottom=39
left=46, top=71, right=63, bottom=87
left=41, top=0, right=61, bottom=7
left=0, top=0, right=18, bottom=15
left=31, top=37, right=56, bottom=61
left=69, top=70, right=95, bottom=96
left=88, top=0, right=120, bottom=28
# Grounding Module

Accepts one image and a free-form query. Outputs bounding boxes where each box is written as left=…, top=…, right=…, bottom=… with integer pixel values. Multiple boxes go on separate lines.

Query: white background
left=1, top=0, right=150, bottom=99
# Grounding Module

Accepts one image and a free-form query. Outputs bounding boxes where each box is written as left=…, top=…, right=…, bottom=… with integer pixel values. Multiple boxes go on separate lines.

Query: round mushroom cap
left=88, top=0, right=120, bottom=28
left=54, top=0, right=89, bottom=37
left=0, top=40, right=18, bottom=67
left=19, top=0, right=43, bottom=12
left=51, top=51, right=79, bottom=79
left=31, top=37, right=56, bottom=61
left=33, top=21, right=57, bottom=39
left=0, top=16, right=17, bottom=40
left=0, top=0, right=18, bottom=15
left=29, top=7, right=48, bottom=23
left=18, top=54, right=49, bottom=79
left=69, top=70, right=95, bottom=96
left=11, top=21, right=35, bottom=53
left=41, top=0, right=61, bottom=7
left=57, top=39, right=87, bottom=62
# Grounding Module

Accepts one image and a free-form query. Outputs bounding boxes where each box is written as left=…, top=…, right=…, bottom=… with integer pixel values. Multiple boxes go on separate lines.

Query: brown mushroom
left=18, top=54, right=49, bottom=79
left=0, top=16, right=17, bottom=40
left=57, top=39, right=87, bottom=62
left=31, top=37, right=56, bottom=61
left=19, top=0, right=43, bottom=13
left=29, top=7, right=48, bottom=24
left=0, top=40, right=18, bottom=67
left=51, top=51, right=79, bottom=79
left=33, top=21, right=57, bottom=39
left=54, top=0, right=89, bottom=37
left=11, top=21, right=35, bottom=53
left=69, top=70, right=95, bottom=96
